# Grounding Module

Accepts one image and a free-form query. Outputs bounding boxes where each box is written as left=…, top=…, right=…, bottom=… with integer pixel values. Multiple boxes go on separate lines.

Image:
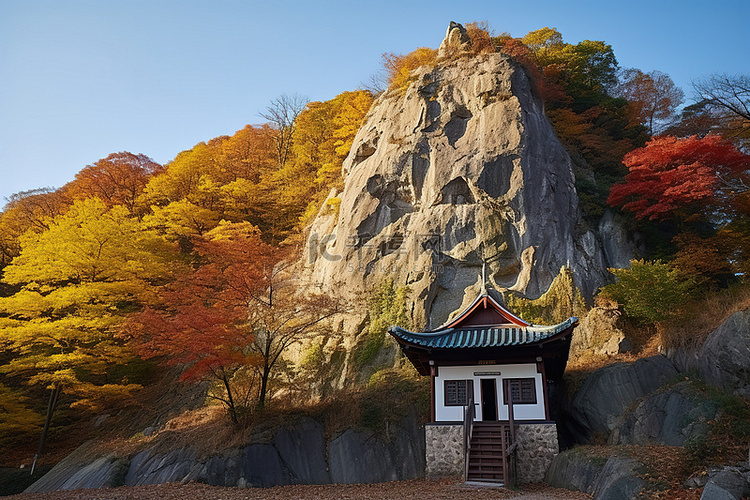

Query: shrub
left=465, top=21, right=495, bottom=55
left=505, top=266, right=587, bottom=324
left=382, top=47, right=438, bottom=92
left=353, top=278, right=411, bottom=370
left=600, top=259, right=695, bottom=325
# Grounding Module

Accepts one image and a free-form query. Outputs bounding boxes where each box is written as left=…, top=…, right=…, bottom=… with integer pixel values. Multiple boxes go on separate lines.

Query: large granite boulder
left=701, top=469, right=750, bottom=500
left=303, top=24, right=623, bottom=333
left=24, top=442, right=127, bottom=493
left=570, top=305, right=629, bottom=358
left=545, top=450, right=646, bottom=498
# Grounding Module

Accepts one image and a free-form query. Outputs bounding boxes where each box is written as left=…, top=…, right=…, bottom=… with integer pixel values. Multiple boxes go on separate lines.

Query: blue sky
left=1, top=0, right=749, bottom=204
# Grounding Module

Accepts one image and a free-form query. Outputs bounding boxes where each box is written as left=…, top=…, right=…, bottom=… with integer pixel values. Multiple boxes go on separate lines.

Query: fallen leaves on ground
left=7, top=478, right=591, bottom=500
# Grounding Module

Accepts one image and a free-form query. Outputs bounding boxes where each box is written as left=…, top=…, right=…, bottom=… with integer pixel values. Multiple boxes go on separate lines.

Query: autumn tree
left=0, top=188, right=71, bottom=271
left=608, top=135, right=750, bottom=221
left=671, top=231, right=734, bottom=288
left=694, top=74, right=750, bottom=122
left=692, top=74, right=750, bottom=146
left=272, top=90, right=373, bottom=236
left=140, top=140, right=222, bottom=211
left=382, top=48, right=438, bottom=92
left=137, top=123, right=297, bottom=242
left=63, top=152, right=163, bottom=213
left=0, top=198, right=178, bottom=442
left=618, top=69, right=685, bottom=134
left=0, top=384, right=44, bottom=447
left=260, top=94, right=309, bottom=169
left=129, top=222, right=340, bottom=420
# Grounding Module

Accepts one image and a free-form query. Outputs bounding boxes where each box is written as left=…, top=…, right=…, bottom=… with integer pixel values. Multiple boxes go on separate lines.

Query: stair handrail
left=463, top=390, right=475, bottom=481
left=504, top=379, right=519, bottom=488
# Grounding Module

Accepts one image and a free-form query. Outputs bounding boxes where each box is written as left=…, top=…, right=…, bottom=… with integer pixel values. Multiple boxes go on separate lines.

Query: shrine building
left=388, top=285, right=577, bottom=485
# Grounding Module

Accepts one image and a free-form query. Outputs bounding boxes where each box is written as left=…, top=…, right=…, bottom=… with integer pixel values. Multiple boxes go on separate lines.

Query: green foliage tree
left=600, top=259, right=695, bottom=324
left=496, top=28, right=648, bottom=224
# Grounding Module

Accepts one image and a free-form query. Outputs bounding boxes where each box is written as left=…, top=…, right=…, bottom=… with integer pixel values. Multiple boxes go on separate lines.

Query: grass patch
left=682, top=382, right=750, bottom=469
left=659, top=284, right=750, bottom=352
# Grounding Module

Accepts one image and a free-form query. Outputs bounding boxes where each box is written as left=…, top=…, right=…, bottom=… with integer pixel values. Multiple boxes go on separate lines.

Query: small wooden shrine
left=388, top=285, right=577, bottom=485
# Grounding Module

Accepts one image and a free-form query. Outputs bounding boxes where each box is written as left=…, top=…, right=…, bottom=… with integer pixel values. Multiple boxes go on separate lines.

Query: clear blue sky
left=2, top=0, right=749, bottom=204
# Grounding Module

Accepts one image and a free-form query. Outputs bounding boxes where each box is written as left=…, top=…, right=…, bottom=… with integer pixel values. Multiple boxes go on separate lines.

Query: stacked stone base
left=425, top=422, right=558, bottom=482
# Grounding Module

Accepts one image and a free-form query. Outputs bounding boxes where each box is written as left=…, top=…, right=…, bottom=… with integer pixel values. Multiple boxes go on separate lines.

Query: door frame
left=480, top=378, right=498, bottom=421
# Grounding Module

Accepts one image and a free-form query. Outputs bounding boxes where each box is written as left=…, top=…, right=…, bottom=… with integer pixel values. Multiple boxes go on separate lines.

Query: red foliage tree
left=608, top=135, right=750, bottom=220
left=128, top=222, right=339, bottom=423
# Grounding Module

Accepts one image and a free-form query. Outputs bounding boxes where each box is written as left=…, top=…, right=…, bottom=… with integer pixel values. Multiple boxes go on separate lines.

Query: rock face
left=304, top=25, right=618, bottom=331
left=27, top=416, right=425, bottom=493
left=568, top=355, right=678, bottom=442
left=701, top=469, right=750, bottom=500
left=608, top=382, right=715, bottom=446
left=545, top=451, right=646, bottom=498
left=437, top=21, right=470, bottom=57
left=597, top=210, right=644, bottom=270
left=696, top=309, right=750, bottom=398
left=570, top=305, right=630, bottom=358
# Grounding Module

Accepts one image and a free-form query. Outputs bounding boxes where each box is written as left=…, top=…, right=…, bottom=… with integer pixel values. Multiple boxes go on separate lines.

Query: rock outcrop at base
left=568, top=355, right=678, bottom=442
left=545, top=451, right=646, bottom=498
left=608, top=381, right=716, bottom=446
left=26, top=416, right=425, bottom=493
left=696, top=309, right=750, bottom=399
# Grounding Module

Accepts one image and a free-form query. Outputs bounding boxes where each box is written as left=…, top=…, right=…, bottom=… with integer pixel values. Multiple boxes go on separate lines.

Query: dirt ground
left=7, top=478, right=591, bottom=499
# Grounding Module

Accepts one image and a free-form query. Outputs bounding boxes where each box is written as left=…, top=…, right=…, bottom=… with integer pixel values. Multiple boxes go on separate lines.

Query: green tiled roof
left=388, top=317, right=577, bottom=349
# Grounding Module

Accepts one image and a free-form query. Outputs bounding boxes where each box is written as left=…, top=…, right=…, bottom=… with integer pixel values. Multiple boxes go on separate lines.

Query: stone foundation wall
left=424, top=422, right=559, bottom=483
left=425, top=424, right=463, bottom=479
left=515, top=423, right=559, bottom=483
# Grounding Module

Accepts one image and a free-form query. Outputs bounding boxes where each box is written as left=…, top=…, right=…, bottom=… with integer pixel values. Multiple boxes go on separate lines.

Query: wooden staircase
left=466, top=421, right=510, bottom=484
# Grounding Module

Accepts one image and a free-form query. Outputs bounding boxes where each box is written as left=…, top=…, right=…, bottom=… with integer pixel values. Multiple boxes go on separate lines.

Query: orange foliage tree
left=618, top=69, right=684, bottom=134
left=63, top=152, right=163, bottom=213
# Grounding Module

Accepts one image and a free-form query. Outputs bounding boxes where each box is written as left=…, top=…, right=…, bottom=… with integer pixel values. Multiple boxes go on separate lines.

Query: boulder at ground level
left=545, top=450, right=646, bottom=498
left=569, top=355, right=678, bottom=442
left=701, top=469, right=750, bottom=500
left=25, top=442, right=127, bottom=493
left=698, top=309, right=750, bottom=399
left=609, top=381, right=715, bottom=446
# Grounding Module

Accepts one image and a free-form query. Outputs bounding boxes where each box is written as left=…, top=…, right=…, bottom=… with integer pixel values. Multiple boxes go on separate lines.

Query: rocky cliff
left=304, top=24, right=622, bottom=331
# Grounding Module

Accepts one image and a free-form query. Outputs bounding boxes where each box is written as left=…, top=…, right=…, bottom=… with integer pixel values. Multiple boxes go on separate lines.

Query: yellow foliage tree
left=274, top=90, right=373, bottom=235
left=0, top=198, right=180, bottom=417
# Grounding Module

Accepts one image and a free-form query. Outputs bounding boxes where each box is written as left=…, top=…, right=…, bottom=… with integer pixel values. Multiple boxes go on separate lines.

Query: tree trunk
left=221, top=373, right=238, bottom=425
left=258, top=363, right=270, bottom=408
left=31, top=384, right=61, bottom=475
